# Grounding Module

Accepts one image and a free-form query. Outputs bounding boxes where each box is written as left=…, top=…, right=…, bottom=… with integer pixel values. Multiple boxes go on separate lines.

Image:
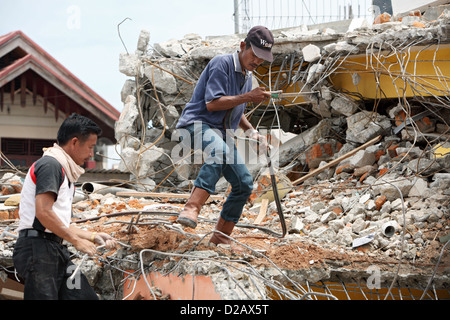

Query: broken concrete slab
left=115, top=95, right=139, bottom=145
left=346, top=111, right=392, bottom=145
left=372, top=174, right=415, bottom=201
left=323, top=41, right=359, bottom=54
left=408, top=177, right=429, bottom=197
left=144, top=65, right=178, bottom=95
left=330, top=95, right=359, bottom=117
left=339, top=149, right=377, bottom=169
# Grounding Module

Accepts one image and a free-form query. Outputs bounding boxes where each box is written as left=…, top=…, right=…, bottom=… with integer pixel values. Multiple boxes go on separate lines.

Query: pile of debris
left=116, top=4, right=450, bottom=190
left=1, top=147, right=448, bottom=299
left=1, top=4, right=449, bottom=300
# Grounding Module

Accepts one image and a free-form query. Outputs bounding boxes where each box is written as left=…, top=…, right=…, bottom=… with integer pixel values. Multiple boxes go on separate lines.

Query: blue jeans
left=180, top=122, right=253, bottom=223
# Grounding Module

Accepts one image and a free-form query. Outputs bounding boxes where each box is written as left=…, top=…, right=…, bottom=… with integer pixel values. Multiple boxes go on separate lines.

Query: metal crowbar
left=234, top=134, right=287, bottom=238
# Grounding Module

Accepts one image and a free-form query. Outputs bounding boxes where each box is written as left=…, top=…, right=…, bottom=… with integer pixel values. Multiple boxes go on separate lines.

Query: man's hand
left=93, top=232, right=117, bottom=250
left=73, top=237, right=98, bottom=256
left=246, top=87, right=271, bottom=104
left=207, top=87, right=271, bottom=111
left=249, top=129, right=269, bottom=153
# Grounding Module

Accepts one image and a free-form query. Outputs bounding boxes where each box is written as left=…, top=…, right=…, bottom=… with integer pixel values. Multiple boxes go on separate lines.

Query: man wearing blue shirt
left=175, top=26, right=274, bottom=248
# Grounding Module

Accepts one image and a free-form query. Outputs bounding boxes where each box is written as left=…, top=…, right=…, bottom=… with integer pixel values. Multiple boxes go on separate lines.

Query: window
left=1, top=138, right=55, bottom=167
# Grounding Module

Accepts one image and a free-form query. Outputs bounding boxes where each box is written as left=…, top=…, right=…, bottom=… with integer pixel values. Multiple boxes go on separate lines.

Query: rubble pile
left=1, top=4, right=449, bottom=300
left=116, top=4, right=450, bottom=190
left=2, top=151, right=448, bottom=299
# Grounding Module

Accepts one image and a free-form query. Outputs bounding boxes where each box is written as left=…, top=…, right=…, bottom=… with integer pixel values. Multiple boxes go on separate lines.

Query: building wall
left=0, top=91, right=113, bottom=169
left=0, top=92, right=65, bottom=141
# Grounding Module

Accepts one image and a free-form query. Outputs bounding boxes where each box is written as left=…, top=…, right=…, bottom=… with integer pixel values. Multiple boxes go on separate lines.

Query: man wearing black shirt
left=13, top=114, right=116, bottom=300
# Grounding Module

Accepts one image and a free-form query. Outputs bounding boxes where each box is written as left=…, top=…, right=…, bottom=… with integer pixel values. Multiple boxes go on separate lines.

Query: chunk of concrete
left=407, top=158, right=442, bottom=176
left=304, top=209, right=320, bottom=224
left=321, top=86, right=333, bottom=101
left=153, top=39, right=186, bottom=58
left=302, top=44, right=321, bottom=62
left=408, top=177, right=429, bottom=197
left=373, top=175, right=415, bottom=201
left=289, top=216, right=305, bottom=234
left=320, top=211, right=337, bottom=224
left=119, top=53, right=140, bottom=77
left=323, top=41, right=359, bottom=54
left=144, top=65, right=178, bottom=95
left=121, top=79, right=137, bottom=103
left=115, top=95, right=139, bottom=143
left=306, top=63, right=325, bottom=83
left=312, top=99, right=332, bottom=118
left=330, top=96, right=359, bottom=116
left=137, top=29, right=150, bottom=53
left=119, top=144, right=165, bottom=179
left=430, top=173, right=450, bottom=189
left=340, top=149, right=376, bottom=169
left=346, top=111, right=392, bottom=144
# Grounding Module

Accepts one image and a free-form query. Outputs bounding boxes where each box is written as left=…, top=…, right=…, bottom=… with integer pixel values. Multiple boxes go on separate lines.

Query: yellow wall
left=254, top=44, right=449, bottom=103
left=329, top=44, right=450, bottom=100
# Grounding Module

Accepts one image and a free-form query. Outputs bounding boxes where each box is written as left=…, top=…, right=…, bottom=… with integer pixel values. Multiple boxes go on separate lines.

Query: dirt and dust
left=79, top=207, right=449, bottom=279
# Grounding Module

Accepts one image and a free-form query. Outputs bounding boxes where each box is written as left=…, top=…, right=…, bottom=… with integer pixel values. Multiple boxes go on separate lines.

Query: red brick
left=379, top=168, right=389, bottom=177
left=336, top=165, right=351, bottom=175
left=332, top=207, right=343, bottom=215
left=359, top=172, right=370, bottom=182
left=1, top=186, right=12, bottom=195
left=375, top=150, right=386, bottom=161
left=10, top=181, right=22, bottom=193
left=306, top=140, right=343, bottom=169
left=388, top=145, right=398, bottom=158
left=306, top=144, right=323, bottom=166
left=375, top=195, right=387, bottom=211
left=322, top=143, right=334, bottom=157
left=0, top=211, right=9, bottom=220
left=395, top=110, right=406, bottom=127
left=0, top=207, right=19, bottom=220
left=417, top=116, right=435, bottom=133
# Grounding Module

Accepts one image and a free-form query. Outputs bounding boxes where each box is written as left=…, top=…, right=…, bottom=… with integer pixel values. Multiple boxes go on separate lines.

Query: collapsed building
left=1, top=3, right=449, bottom=300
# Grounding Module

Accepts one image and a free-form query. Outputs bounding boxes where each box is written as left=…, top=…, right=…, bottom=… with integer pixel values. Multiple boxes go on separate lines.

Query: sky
left=0, top=0, right=236, bottom=112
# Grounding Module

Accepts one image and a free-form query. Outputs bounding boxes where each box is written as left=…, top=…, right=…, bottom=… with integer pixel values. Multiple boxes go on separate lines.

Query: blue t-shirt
left=176, top=51, right=253, bottom=136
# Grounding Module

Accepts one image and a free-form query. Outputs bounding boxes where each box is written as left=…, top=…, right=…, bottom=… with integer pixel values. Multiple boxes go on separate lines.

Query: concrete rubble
left=1, top=4, right=449, bottom=300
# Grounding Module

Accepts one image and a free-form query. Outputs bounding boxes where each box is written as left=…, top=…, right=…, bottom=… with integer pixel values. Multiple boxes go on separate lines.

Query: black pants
left=13, top=236, right=98, bottom=300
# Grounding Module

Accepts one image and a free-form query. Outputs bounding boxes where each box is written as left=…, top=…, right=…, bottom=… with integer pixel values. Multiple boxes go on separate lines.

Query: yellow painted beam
left=254, top=43, right=449, bottom=104
left=255, top=63, right=309, bottom=105
left=329, top=44, right=450, bottom=100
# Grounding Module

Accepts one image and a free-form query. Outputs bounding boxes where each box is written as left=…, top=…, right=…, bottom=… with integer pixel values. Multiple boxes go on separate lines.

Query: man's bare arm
left=207, top=87, right=270, bottom=112
left=35, top=192, right=97, bottom=256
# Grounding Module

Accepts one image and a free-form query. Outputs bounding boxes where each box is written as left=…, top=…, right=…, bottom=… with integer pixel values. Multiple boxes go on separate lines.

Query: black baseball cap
left=246, top=26, right=274, bottom=62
